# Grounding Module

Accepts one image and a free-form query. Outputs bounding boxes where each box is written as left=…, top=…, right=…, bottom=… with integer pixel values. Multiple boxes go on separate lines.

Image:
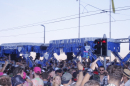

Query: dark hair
left=99, top=66, right=105, bottom=69
left=42, top=72, right=48, bottom=79
left=84, top=80, right=100, bottom=86
left=13, top=67, right=24, bottom=76
left=63, top=68, right=67, bottom=73
left=7, top=66, right=15, bottom=75
left=47, top=68, right=54, bottom=74
left=37, top=64, right=41, bottom=68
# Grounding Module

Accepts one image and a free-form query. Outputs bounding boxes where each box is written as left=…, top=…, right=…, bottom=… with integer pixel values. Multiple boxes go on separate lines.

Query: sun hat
left=123, top=69, right=130, bottom=78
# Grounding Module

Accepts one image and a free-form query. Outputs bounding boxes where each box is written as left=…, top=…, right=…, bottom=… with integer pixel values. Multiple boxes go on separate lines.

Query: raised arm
left=81, top=58, right=99, bottom=86
left=1, top=61, right=8, bottom=72
left=75, top=62, right=83, bottom=86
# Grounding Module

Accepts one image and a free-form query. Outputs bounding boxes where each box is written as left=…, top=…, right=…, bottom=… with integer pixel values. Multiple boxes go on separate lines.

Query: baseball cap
left=33, top=67, right=41, bottom=74
left=62, top=72, right=72, bottom=84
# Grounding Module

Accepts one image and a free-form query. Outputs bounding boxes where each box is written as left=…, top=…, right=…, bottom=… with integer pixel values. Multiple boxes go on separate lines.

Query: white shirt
left=125, top=79, right=130, bottom=86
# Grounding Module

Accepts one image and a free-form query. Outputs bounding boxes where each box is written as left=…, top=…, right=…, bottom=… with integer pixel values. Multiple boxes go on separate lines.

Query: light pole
left=76, top=0, right=80, bottom=38
left=41, top=25, right=45, bottom=43
left=78, top=0, right=80, bottom=38
left=109, top=0, right=111, bottom=39
left=109, top=0, right=112, bottom=64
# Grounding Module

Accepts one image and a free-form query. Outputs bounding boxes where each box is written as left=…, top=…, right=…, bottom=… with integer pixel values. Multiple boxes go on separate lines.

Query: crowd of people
left=0, top=55, right=130, bottom=86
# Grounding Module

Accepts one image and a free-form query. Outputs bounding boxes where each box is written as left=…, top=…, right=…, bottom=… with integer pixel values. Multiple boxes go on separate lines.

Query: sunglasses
left=100, top=70, right=104, bottom=71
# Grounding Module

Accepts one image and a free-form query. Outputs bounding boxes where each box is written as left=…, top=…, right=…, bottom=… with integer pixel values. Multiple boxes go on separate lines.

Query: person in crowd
left=42, top=72, right=51, bottom=86
left=121, top=69, right=130, bottom=86
left=61, top=62, right=83, bottom=86
left=35, top=58, right=40, bottom=64
left=108, top=73, right=122, bottom=86
left=61, top=72, right=73, bottom=86
left=81, top=58, right=100, bottom=86
left=55, top=69, right=63, bottom=77
left=106, top=60, right=111, bottom=68
left=72, top=72, right=79, bottom=83
left=48, top=68, right=56, bottom=78
left=31, top=67, right=43, bottom=86
left=0, top=61, right=8, bottom=76
left=22, top=72, right=33, bottom=86
left=112, top=59, right=120, bottom=66
left=11, top=67, right=25, bottom=86
left=107, top=66, right=122, bottom=86
left=69, top=69, right=76, bottom=75
left=1, top=52, right=130, bottom=86
left=0, top=75, right=12, bottom=86
left=84, top=80, right=100, bottom=86
left=53, top=75, right=61, bottom=86
left=98, top=66, right=108, bottom=86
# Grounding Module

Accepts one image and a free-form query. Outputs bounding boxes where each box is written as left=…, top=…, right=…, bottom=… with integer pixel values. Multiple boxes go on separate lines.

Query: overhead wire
left=0, top=12, right=105, bottom=32
left=1, top=18, right=130, bottom=38
left=0, top=6, right=130, bottom=32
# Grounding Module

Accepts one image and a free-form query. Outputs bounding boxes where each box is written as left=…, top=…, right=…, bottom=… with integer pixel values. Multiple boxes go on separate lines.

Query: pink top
left=0, top=72, right=3, bottom=76
left=23, top=72, right=26, bottom=79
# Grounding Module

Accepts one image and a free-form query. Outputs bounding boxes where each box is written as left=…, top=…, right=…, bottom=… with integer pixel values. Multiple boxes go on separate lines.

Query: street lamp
left=41, top=25, right=45, bottom=43
left=77, top=0, right=80, bottom=38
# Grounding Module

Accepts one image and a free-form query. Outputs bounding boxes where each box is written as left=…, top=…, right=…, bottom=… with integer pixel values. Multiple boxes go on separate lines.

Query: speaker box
left=66, top=52, right=73, bottom=61
left=35, top=53, right=40, bottom=60
left=11, top=54, right=18, bottom=62
left=40, top=46, right=47, bottom=50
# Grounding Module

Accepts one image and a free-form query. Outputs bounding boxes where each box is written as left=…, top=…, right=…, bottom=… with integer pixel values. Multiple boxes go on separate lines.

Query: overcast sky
left=0, top=0, right=130, bottom=59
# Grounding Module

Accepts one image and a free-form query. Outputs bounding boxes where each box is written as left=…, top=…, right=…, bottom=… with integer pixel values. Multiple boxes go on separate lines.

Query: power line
left=0, top=6, right=130, bottom=32
left=81, top=1, right=130, bottom=11
left=46, top=19, right=130, bottom=32
left=81, top=2, right=130, bottom=21
left=80, top=2, right=116, bottom=21
left=114, top=13, right=130, bottom=16
left=0, top=12, right=105, bottom=32
left=1, top=18, right=130, bottom=38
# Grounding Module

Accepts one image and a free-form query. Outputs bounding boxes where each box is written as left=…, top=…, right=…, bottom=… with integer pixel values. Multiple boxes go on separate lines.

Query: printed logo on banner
left=81, top=38, right=85, bottom=43
left=67, top=40, right=70, bottom=44
left=73, top=39, right=76, bottom=43
left=24, top=54, right=29, bottom=59
left=44, top=53, right=49, bottom=60
left=4, top=46, right=17, bottom=50
left=85, top=46, right=90, bottom=51
left=18, top=47, right=22, bottom=52
left=83, top=51, right=89, bottom=58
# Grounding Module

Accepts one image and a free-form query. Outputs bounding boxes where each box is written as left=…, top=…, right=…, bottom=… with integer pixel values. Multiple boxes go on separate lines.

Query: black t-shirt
left=11, top=75, right=25, bottom=86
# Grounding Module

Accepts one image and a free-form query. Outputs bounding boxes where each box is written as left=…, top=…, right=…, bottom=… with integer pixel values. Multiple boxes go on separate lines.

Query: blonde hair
left=52, top=75, right=61, bottom=86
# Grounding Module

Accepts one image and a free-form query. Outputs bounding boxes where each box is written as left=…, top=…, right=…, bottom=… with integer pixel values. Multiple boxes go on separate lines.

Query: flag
left=112, top=0, right=115, bottom=13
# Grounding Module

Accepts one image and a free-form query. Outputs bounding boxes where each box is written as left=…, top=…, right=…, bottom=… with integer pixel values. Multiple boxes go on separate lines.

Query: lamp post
left=78, top=0, right=80, bottom=38
left=76, top=0, right=80, bottom=38
left=41, top=25, right=45, bottom=43
left=109, top=0, right=112, bottom=64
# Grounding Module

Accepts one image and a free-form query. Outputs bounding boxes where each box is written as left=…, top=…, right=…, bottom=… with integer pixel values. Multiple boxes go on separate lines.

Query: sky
left=0, top=0, right=130, bottom=60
